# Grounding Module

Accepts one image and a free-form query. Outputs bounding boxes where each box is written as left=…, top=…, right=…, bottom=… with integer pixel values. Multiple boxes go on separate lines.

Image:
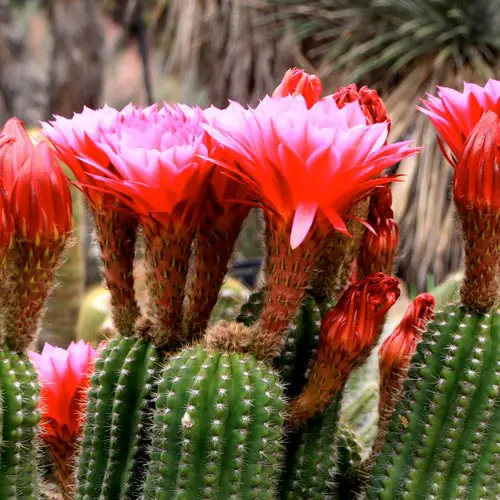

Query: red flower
left=453, top=111, right=500, bottom=215
left=358, top=186, right=399, bottom=278
left=1, top=118, right=73, bottom=244
left=10, top=140, right=72, bottom=244
left=331, top=83, right=390, bottom=127
left=0, top=117, right=33, bottom=194
left=272, top=68, right=323, bottom=109
left=204, top=96, right=419, bottom=249
left=379, top=293, right=435, bottom=412
left=420, top=79, right=500, bottom=164
left=91, top=103, right=214, bottom=233
left=28, top=340, right=97, bottom=442
left=290, top=273, right=400, bottom=425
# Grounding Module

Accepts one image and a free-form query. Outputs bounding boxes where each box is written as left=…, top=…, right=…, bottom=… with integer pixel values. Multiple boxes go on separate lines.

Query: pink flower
left=90, top=103, right=215, bottom=232
left=29, top=340, right=97, bottom=441
left=204, top=96, right=419, bottom=248
left=419, top=79, right=500, bottom=163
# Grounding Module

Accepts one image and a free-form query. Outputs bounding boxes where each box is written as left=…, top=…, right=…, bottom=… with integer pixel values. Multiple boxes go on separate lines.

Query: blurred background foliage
left=1, top=0, right=498, bottom=347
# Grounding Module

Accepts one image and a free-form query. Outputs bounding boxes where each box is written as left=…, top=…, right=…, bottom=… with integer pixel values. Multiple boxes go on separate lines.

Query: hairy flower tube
left=29, top=341, right=97, bottom=498
left=289, top=273, right=400, bottom=426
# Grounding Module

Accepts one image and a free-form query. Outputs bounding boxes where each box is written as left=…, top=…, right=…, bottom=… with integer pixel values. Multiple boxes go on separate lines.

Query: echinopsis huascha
left=0, top=69, right=498, bottom=500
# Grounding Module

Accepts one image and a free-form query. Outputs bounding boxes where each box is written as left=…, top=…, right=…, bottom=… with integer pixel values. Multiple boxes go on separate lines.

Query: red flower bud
left=290, top=273, right=400, bottom=425
left=0, top=117, right=34, bottom=195
left=358, top=186, right=399, bottom=278
left=10, top=139, right=72, bottom=245
left=375, top=292, right=435, bottom=453
left=332, top=83, right=390, bottom=127
left=379, top=293, right=435, bottom=388
left=273, top=68, right=323, bottom=108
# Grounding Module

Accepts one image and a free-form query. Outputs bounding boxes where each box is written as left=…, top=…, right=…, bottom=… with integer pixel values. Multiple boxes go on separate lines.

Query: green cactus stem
left=144, top=345, right=285, bottom=499
left=76, top=335, right=162, bottom=500
left=0, top=346, right=40, bottom=499
left=368, top=305, right=500, bottom=500
left=280, top=396, right=342, bottom=499
left=237, top=290, right=321, bottom=397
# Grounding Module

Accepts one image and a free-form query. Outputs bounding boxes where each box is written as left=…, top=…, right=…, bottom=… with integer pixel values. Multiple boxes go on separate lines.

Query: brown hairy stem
left=183, top=207, right=249, bottom=343
left=3, top=241, right=66, bottom=352
left=142, top=221, right=195, bottom=350
left=93, top=209, right=140, bottom=337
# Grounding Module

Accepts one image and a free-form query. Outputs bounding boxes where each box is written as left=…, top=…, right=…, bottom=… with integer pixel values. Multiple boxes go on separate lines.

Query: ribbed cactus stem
left=368, top=306, right=500, bottom=500
left=459, top=209, right=500, bottom=311
left=183, top=209, right=248, bottom=343
left=144, top=346, right=285, bottom=499
left=0, top=347, right=40, bottom=499
left=3, top=240, right=66, bottom=352
left=142, top=221, right=195, bottom=349
left=93, top=208, right=140, bottom=337
left=76, top=335, right=161, bottom=500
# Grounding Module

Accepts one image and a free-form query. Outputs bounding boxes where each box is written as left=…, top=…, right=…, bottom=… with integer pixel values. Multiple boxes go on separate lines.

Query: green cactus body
left=76, top=335, right=162, bottom=500
left=368, top=305, right=500, bottom=500
left=280, top=396, right=341, bottom=499
left=340, top=352, right=380, bottom=456
left=0, top=347, right=39, bottom=499
left=144, top=345, right=285, bottom=500
left=237, top=290, right=321, bottom=396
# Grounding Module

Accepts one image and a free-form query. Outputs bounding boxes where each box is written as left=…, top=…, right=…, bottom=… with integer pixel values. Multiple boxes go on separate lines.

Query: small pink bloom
left=29, top=340, right=97, bottom=442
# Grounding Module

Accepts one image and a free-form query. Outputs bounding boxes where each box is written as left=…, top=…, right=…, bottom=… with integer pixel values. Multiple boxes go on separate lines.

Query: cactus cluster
left=0, top=69, right=499, bottom=500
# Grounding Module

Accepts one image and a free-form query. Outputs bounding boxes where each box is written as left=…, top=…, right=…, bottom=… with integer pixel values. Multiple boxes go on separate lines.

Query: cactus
left=0, top=347, right=40, bottom=499
left=76, top=335, right=162, bottom=499
left=23, top=72, right=499, bottom=500
left=368, top=306, right=500, bottom=499
left=144, top=345, right=285, bottom=499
